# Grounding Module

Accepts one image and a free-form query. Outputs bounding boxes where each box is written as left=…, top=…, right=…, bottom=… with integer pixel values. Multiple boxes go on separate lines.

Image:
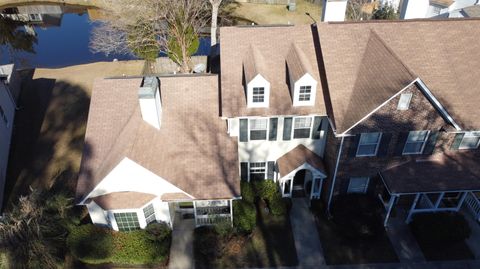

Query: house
left=316, top=19, right=480, bottom=225
left=76, top=75, right=239, bottom=230
left=77, top=19, right=480, bottom=230
left=400, top=0, right=480, bottom=19
left=0, top=64, right=20, bottom=211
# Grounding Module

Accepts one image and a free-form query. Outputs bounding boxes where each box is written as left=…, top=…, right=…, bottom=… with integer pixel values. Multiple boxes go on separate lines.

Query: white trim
left=340, top=79, right=417, bottom=135
left=402, top=130, right=430, bottom=155
left=397, top=92, right=413, bottom=110
left=327, top=136, right=345, bottom=211
left=415, top=78, right=461, bottom=131
left=459, top=131, right=480, bottom=150
left=355, top=132, right=382, bottom=157
left=347, top=177, right=370, bottom=194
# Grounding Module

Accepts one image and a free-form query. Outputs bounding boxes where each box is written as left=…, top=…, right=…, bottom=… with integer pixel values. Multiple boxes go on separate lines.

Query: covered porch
left=378, top=154, right=480, bottom=227
left=276, top=145, right=327, bottom=200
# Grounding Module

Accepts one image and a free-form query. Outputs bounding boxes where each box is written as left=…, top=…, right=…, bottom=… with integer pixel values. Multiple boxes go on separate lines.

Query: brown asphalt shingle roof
left=220, top=25, right=326, bottom=117
left=286, top=43, right=315, bottom=83
left=381, top=152, right=480, bottom=194
left=277, top=145, right=326, bottom=177
left=76, top=75, right=240, bottom=203
left=92, top=192, right=156, bottom=210
left=462, top=6, right=480, bottom=17
left=244, top=45, right=268, bottom=83
left=317, top=19, right=480, bottom=133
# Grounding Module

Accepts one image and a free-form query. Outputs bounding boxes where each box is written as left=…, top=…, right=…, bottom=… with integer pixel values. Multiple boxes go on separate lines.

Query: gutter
left=327, top=135, right=344, bottom=213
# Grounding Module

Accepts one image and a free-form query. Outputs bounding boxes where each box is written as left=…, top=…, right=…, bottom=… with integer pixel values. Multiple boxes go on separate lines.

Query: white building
left=400, top=0, right=479, bottom=19
left=0, top=64, right=20, bottom=211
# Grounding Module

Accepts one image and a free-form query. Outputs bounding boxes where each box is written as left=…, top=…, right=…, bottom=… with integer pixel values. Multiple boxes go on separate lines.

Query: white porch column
left=456, top=192, right=468, bottom=211
left=384, top=195, right=398, bottom=227
left=434, top=192, right=445, bottom=209
left=406, top=193, right=421, bottom=224
left=229, top=199, right=234, bottom=227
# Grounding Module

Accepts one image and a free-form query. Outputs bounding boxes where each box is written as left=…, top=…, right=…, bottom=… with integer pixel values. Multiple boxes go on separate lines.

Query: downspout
left=327, top=136, right=344, bottom=214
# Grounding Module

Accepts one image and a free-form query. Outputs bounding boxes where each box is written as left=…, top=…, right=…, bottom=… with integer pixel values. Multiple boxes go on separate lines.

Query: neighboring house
left=76, top=76, right=239, bottom=230
left=78, top=19, right=480, bottom=231
left=317, top=20, right=480, bottom=225
left=400, top=0, right=480, bottom=19
left=0, top=64, right=20, bottom=211
left=0, top=4, right=64, bottom=27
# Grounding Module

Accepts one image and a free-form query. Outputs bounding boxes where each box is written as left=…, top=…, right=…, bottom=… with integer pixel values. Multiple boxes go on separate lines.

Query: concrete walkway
left=290, top=198, right=326, bottom=268
left=385, top=208, right=425, bottom=263
left=168, top=216, right=195, bottom=269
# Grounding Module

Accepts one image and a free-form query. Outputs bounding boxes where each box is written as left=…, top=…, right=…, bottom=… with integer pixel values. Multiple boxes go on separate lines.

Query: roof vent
left=138, top=77, right=162, bottom=130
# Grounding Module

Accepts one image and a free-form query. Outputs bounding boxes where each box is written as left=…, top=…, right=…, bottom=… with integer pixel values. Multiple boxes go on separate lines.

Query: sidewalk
left=290, top=198, right=326, bottom=268
left=168, top=215, right=195, bottom=269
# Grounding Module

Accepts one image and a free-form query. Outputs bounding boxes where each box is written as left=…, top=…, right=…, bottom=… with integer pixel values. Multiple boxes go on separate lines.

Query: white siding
left=83, top=158, right=193, bottom=202
left=86, top=201, right=109, bottom=226
left=236, top=116, right=328, bottom=162
left=400, top=0, right=429, bottom=19
left=292, top=74, right=317, bottom=107
left=247, top=74, right=270, bottom=108
left=321, top=0, right=347, bottom=22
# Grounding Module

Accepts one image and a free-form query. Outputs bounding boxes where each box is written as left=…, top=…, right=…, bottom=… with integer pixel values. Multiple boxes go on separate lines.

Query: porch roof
left=380, top=152, right=480, bottom=194
left=277, top=145, right=326, bottom=177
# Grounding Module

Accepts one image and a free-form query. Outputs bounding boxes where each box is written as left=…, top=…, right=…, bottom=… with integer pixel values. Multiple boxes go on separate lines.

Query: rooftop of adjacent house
left=430, top=0, right=455, bottom=7
left=317, top=19, right=480, bottom=134
left=381, top=151, right=480, bottom=194
left=462, top=5, right=480, bottom=17
left=76, top=75, right=240, bottom=203
left=220, top=25, right=326, bottom=118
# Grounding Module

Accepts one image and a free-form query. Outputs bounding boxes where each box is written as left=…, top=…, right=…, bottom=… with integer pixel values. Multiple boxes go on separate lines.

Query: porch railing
left=464, top=192, right=480, bottom=222
left=195, top=214, right=231, bottom=226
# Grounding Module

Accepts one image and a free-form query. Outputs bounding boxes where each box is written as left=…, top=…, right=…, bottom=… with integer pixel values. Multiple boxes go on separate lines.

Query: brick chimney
left=138, top=76, right=162, bottom=130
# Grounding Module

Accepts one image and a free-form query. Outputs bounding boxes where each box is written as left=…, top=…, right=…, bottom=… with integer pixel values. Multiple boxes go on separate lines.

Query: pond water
left=0, top=3, right=212, bottom=68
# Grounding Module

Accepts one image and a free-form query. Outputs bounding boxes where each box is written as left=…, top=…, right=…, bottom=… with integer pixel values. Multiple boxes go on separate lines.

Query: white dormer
left=247, top=74, right=270, bottom=108
left=244, top=45, right=270, bottom=108
left=292, top=74, right=317, bottom=107
left=286, top=43, right=317, bottom=107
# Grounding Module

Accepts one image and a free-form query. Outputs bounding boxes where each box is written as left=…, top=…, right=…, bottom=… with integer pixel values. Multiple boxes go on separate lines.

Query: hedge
left=410, top=212, right=471, bottom=243
left=233, top=200, right=256, bottom=233
left=67, top=224, right=171, bottom=265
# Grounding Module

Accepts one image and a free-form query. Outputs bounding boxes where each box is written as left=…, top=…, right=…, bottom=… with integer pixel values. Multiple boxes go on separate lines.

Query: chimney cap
left=138, top=76, right=159, bottom=99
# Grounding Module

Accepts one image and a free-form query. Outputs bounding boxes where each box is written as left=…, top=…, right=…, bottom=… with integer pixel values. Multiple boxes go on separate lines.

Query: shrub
left=67, top=224, right=113, bottom=261
left=145, top=222, right=171, bottom=243
left=268, top=191, right=287, bottom=216
left=67, top=224, right=170, bottom=265
left=233, top=200, right=256, bottom=233
left=410, top=212, right=471, bottom=243
left=241, top=180, right=255, bottom=204
left=214, top=219, right=233, bottom=238
left=332, top=194, right=383, bottom=239
left=252, top=180, right=278, bottom=201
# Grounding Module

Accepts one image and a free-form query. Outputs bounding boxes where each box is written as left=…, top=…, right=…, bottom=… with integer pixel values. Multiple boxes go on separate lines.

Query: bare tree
left=209, top=0, right=222, bottom=47
left=90, top=0, right=209, bottom=73
left=346, top=0, right=372, bottom=21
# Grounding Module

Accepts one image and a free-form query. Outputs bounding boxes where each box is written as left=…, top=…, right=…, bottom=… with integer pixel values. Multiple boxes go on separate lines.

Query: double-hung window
left=403, top=130, right=429, bottom=155
left=249, top=118, right=268, bottom=140
left=293, top=117, right=312, bottom=139
left=347, top=177, right=370, bottom=194
left=459, top=132, right=480, bottom=149
left=114, top=212, right=140, bottom=231
left=249, top=162, right=266, bottom=181
left=298, top=86, right=312, bottom=101
left=252, top=87, right=265, bottom=103
left=356, top=132, right=382, bottom=157
left=143, top=204, right=156, bottom=225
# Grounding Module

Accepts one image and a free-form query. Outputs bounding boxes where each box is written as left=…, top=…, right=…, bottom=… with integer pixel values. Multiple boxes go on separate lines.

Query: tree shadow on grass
left=4, top=73, right=91, bottom=211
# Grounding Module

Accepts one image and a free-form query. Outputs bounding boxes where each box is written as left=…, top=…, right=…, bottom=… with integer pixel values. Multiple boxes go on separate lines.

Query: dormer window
left=243, top=46, right=270, bottom=108
left=252, top=87, right=265, bottom=103
left=299, top=86, right=312, bottom=101
left=286, top=43, right=317, bottom=107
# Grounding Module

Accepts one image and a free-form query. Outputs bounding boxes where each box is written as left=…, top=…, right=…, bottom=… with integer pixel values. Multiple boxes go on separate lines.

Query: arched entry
left=292, top=169, right=312, bottom=198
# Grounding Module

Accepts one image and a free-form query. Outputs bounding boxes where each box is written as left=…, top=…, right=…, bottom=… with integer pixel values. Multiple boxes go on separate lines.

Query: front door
left=292, top=169, right=308, bottom=198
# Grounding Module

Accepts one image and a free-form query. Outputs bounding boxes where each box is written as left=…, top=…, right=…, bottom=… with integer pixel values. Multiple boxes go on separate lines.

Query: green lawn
left=194, top=201, right=298, bottom=269
left=312, top=201, right=398, bottom=265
